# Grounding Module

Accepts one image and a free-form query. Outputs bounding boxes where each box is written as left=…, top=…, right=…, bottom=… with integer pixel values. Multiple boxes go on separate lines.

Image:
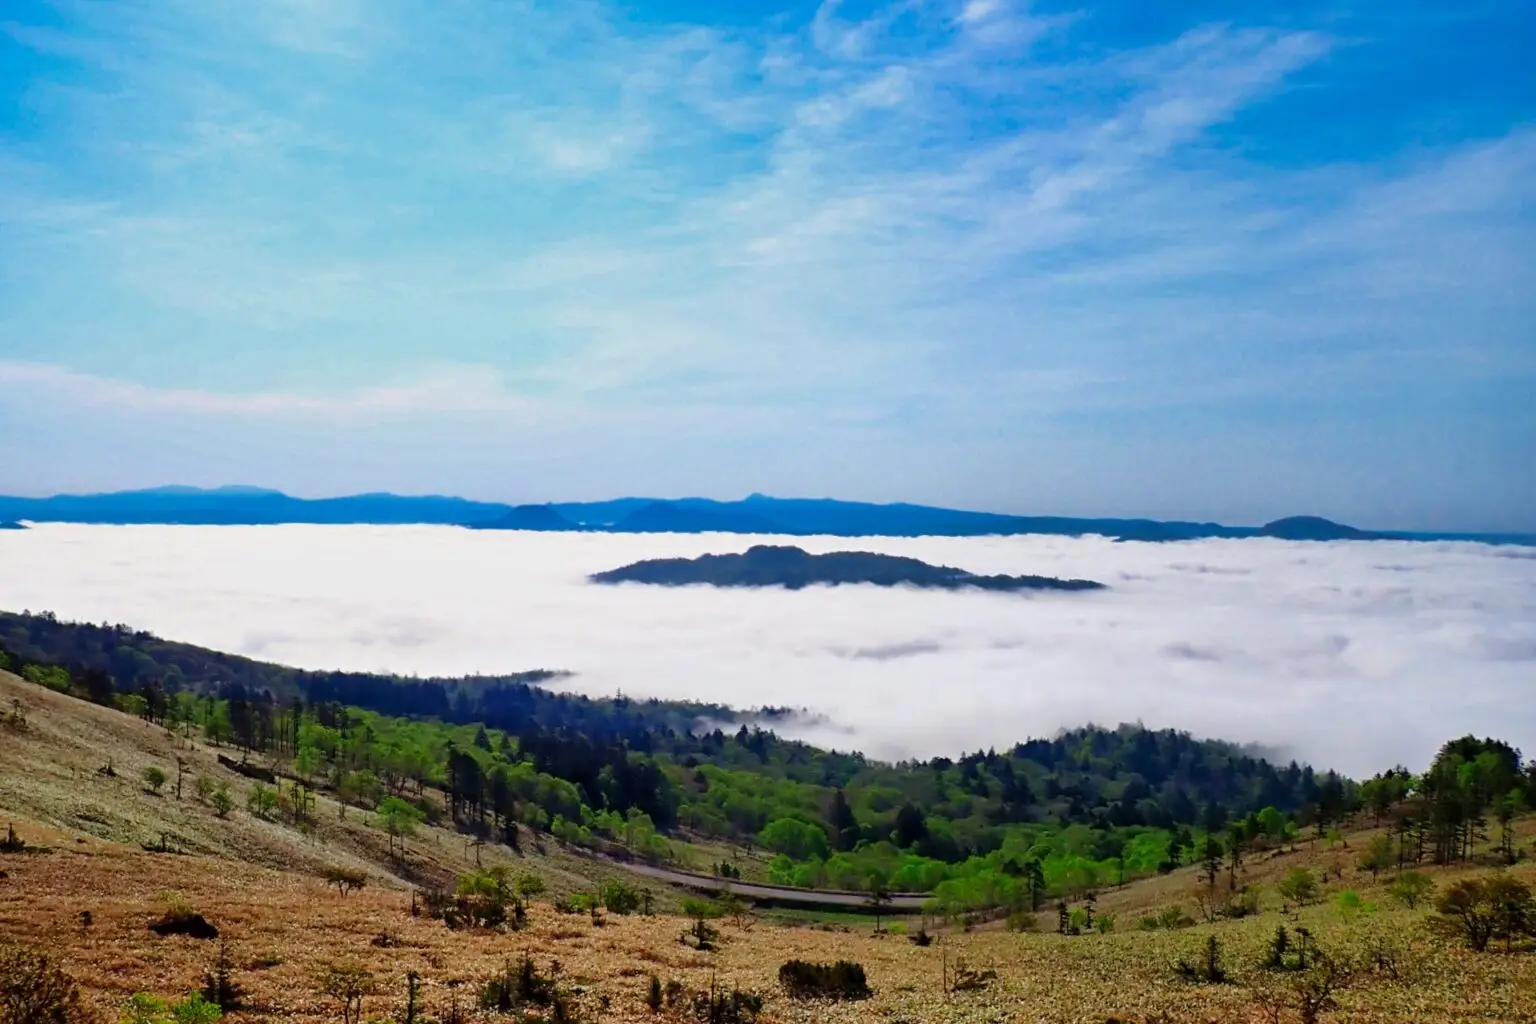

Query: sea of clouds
left=2, top=525, right=1533, bottom=777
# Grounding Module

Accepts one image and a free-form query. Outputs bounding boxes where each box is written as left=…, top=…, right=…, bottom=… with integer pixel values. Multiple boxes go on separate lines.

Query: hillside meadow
left=4, top=670, right=1536, bottom=1023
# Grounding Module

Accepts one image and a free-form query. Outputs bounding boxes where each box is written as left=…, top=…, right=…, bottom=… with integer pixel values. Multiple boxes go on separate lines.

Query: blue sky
left=0, top=0, right=1532, bottom=530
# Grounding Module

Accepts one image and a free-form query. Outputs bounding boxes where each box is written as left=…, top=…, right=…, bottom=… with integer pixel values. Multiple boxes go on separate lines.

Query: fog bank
left=2, top=525, right=1532, bottom=777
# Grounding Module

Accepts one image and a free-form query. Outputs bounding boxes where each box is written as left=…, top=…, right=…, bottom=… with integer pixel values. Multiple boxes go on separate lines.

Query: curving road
left=605, top=857, right=930, bottom=912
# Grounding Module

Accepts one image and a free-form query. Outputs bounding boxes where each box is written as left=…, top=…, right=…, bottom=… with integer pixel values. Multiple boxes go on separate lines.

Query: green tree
left=1434, top=875, right=1534, bottom=952
left=316, top=962, right=375, bottom=1024
left=377, top=796, right=424, bottom=857
left=759, top=817, right=830, bottom=861
left=1357, top=835, right=1394, bottom=879
left=829, top=790, right=860, bottom=852
left=246, top=784, right=278, bottom=820
left=142, top=766, right=168, bottom=795
left=1387, top=871, right=1434, bottom=909
left=1278, top=868, right=1319, bottom=910
left=1497, top=790, right=1525, bottom=864
left=1199, top=835, right=1223, bottom=892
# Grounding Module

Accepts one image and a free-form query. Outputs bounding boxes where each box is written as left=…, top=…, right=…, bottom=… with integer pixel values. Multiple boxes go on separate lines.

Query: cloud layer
left=2, top=525, right=1531, bottom=777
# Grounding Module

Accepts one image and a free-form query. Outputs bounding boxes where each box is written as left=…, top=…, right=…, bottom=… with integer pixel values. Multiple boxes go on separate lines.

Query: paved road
left=606, top=858, right=930, bottom=912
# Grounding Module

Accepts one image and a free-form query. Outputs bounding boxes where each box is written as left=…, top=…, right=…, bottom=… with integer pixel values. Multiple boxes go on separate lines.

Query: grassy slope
left=3, top=669, right=1536, bottom=1023
left=0, top=670, right=673, bottom=901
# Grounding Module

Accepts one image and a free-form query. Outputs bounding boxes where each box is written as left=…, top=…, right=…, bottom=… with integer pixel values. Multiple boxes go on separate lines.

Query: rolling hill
left=4, top=486, right=1530, bottom=544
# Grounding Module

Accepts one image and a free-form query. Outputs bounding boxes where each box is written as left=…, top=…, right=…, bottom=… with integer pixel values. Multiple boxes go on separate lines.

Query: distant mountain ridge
left=591, top=544, right=1107, bottom=592
left=0, top=486, right=1529, bottom=545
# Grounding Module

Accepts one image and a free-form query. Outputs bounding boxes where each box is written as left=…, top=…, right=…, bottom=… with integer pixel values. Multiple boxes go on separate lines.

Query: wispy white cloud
left=0, top=0, right=1531, bottom=526
left=0, top=362, right=531, bottom=419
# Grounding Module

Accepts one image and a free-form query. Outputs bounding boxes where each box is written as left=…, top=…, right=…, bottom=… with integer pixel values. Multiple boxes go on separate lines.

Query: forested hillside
left=0, top=610, right=724, bottom=736
left=5, top=610, right=1532, bottom=915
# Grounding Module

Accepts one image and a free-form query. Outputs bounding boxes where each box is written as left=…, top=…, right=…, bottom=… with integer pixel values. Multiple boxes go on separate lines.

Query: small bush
left=1433, top=875, right=1534, bottom=952
left=949, top=964, right=997, bottom=993
left=142, top=766, right=168, bottom=795
left=478, top=957, right=572, bottom=1020
left=200, top=940, right=246, bottom=1011
left=690, top=984, right=763, bottom=1023
left=680, top=898, right=724, bottom=951
left=1250, top=946, right=1356, bottom=1024
left=909, top=928, right=934, bottom=946
left=1138, top=905, right=1195, bottom=931
left=431, top=869, right=526, bottom=931
left=1262, top=924, right=1319, bottom=973
left=209, top=788, right=234, bottom=818
left=149, top=903, right=219, bottom=940
left=1387, top=871, right=1434, bottom=909
left=1334, top=888, right=1374, bottom=921
left=1174, top=935, right=1229, bottom=985
left=1221, top=886, right=1261, bottom=919
left=122, top=992, right=222, bottom=1024
left=322, top=867, right=368, bottom=897
left=316, top=962, right=375, bottom=1024
left=777, top=960, right=872, bottom=1001
left=1278, top=868, right=1319, bottom=909
left=0, top=824, right=27, bottom=854
left=0, top=945, right=95, bottom=1023
left=601, top=880, right=642, bottom=916
left=1006, top=910, right=1039, bottom=933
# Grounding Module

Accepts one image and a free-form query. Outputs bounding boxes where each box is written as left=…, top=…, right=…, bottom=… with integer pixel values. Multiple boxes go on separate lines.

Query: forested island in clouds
left=590, top=544, right=1108, bottom=592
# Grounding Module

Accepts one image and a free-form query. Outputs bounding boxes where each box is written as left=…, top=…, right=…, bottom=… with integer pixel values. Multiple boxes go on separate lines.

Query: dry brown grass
left=0, top=670, right=674, bottom=900
left=5, top=841, right=1535, bottom=1023
left=4, top=669, right=1536, bottom=1023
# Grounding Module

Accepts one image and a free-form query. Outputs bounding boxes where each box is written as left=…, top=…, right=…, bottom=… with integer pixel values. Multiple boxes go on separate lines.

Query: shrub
left=1262, top=924, right=1319, bottom=973
left=1433, top=875, right=1534, bottom=952
left=121, top=992, right=221, bottom=1024
left=478, top=957, right=571, bottom=1019
left=949, top=963, right=997, bottom=993
left=209, top=788, right=234, bottom=818
left=316, top=962, right=375, bottom=1024
left=1095, top=913, right=1116, bottom=934
left=777, top=960, right=872, bottom=1001
left=909, top=928, right=934, bottom=946
left=0, top=824, right=27, bottom=854
left=517, top=873, right=547, bottom=899
left=680, top=898, right=724, bottom=950
left=193, top=775, right=217, bottom=804
left=601, top=880, right=643, bottom=916
left=149, top=901, right=219, bottom=940
left=142, top=766, right=168, bottom=794
left=0, top=945, right=94, bottom=1023
left=1333, top=888, right=1374, bottom=921
left=1222, top=886, right=1262, bottom=919
left=1387, top=871, right=1434, bottom=909
left=690, top=984, right=763, bottom=1023
left=200, top=941, right=245, bottom=1011
left=1277, top=868, right=1319, bottom=909
left=1007, top=914, right=1044, bottom=939
left=1250, top=946, right=1356, bottom=1024
left=1138, top=905, right=1195, bottom=931
left=322, top=867, right=368, bottom=897
left=646, top=974, right=663, bottom=1013
left=246, top=784, right=278, bottom=820
left=1173, top=936, right=1229, bottom=985
left=432, top=868, right=526, bottom=931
